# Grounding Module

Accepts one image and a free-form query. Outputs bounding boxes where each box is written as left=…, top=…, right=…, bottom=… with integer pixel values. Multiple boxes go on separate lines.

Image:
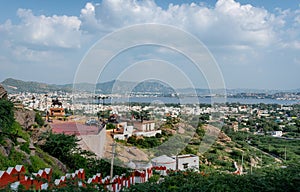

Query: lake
left=103, top=96, right=300, bottom=105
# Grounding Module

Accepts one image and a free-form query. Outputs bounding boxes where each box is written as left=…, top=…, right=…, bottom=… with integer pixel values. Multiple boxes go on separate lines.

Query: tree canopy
left=0, top=99, right=15, bottom=132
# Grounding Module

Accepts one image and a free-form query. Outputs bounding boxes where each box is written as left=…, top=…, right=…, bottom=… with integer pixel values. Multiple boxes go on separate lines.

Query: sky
left=0, top=0, right=300, bottom=90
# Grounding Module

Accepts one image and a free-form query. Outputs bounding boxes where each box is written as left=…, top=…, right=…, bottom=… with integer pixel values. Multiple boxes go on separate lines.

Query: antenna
left=110, top=141, right=116, bottom=181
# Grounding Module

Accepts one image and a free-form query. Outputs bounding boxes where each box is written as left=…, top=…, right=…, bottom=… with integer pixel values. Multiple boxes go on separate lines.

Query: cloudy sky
left=0, top=0, right=299, bottom=90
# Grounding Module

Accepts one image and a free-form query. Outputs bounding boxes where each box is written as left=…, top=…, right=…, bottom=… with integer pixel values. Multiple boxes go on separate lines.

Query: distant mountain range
left=1, top=78, right=176, bottom=95
left=1, top=78, right=299, bottom=95
left=1, top=78, right=73, bottom=93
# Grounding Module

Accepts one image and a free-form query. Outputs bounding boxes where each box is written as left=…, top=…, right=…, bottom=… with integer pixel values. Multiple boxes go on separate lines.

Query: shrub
left=106, top=123, right=115, bottom=130
left=20, top=142, right=30, bottom=154
left=35, top=112, right=44, bottom=127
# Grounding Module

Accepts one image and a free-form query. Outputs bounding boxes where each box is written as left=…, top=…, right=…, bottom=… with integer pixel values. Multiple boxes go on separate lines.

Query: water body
left=106, top=97, right=300, bottom=105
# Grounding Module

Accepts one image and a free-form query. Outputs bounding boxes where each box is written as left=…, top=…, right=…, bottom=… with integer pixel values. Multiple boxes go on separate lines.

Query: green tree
left=41, top=132, right=79, bottom=160
left=35, top=111, right=44, bottom=127
left=0, top=99, right=15, bottom=132
left=106, top=123, right=115, bottom=130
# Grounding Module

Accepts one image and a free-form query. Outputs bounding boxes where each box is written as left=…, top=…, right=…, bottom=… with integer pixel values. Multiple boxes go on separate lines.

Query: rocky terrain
left=0, top=84, right=7, bottom=99
left=0, top=85, right=67, bottom=175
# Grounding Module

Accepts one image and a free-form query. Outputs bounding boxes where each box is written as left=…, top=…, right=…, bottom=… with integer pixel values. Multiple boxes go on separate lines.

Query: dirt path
left=103, top=131, right=149, bottom=164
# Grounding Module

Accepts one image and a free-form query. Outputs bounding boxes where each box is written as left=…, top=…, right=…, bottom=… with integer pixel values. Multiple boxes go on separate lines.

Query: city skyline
left=0, top=0, right=300, bottom=89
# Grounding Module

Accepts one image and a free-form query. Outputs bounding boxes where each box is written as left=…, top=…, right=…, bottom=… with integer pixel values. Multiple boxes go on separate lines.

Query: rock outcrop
left=0, top=84, right=7, bottom=99
left=14, top=108, right=36, bottom=130
left=0, top=138, right=14, bottom=157
left=204, top=125, right=232, bottom=143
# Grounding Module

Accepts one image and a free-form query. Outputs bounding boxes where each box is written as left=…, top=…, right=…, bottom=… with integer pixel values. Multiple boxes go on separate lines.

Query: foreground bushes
left=128, top=163, right=300, bottom=192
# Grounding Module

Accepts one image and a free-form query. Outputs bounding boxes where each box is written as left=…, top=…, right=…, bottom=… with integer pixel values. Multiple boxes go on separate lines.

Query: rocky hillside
left=0, top=84, right=7, bottom=99
left=0, top=85, right=67, bottom=176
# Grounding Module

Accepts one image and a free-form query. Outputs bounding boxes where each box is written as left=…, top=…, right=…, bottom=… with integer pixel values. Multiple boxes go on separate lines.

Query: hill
left=1, top=78, right=72, bottom=93
left=1, top=78, right=176, bottom=95
left=0, top=84, right=66, bottom=177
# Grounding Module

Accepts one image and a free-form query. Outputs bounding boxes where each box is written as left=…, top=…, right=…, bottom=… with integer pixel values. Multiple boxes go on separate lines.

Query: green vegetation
left=0, top=99, right=30, bottom=143
left=106, top=123, right=115, bottom=130
left=127, top=135, right=162, bottom=148
left=34, top=111, right=44, bottom=127
left=20, top=142, right=30, bottom=154
left=1, top=78, right=72, bottom=93
left=0, top=99, right=63, bottom=179
left=0, top=99, right=15, bottom=132
left=97, top=109, right=111, bottom=119
left=41, top=132, right=78, bottom=160
left=128, top=163, right=300, bottom=192
left=225, top=130, right=300, bottom=163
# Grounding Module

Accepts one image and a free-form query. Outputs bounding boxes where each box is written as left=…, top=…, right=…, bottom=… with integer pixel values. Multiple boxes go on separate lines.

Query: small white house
left=271, top=131, right=283, bottom=137
left=113, top=122, right=134, bottom=140
left=134, top=121, right=155, bottom=132
left=151, top=154, right=199, bottom=171
left=151, top=155, right=176, bottom=170
left=132, top=121, right=161, bottom=137
left=172, top=154, right=199, bottom=171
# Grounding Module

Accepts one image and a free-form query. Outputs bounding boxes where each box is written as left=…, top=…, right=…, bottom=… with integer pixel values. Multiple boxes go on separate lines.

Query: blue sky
left=0, top=0, right=300, bottom=89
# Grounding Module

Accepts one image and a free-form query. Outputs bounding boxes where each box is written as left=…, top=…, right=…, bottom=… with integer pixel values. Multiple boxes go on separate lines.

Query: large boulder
left=14, top=108, right=36, bottom=130
left=0, top=138, right=14, bottom=157
left=0, top=145, right=8, bottom=157
left=0, top=84, right=7, bottom=99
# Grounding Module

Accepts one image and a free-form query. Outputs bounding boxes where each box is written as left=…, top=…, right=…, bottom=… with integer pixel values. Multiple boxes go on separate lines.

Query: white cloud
left=0, top=0, right=300, bottom=88
left=0, top=0, right=294, bottom=51
left=0, top=8, right=82, bottom=49
left=77, top=0, right=285, bottom=48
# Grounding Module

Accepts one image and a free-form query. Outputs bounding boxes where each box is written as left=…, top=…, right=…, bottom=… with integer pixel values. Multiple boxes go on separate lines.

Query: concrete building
left=113, top=122, right=134, bottom=140
left=134, top=121, right=155, bottom=132
left=113, top=121, right=161, bottom=140
left=151, top=154, right=199, bottom=171
left=172, top=154, right=199, bottom=171
left=151, top=155, right=176, bottom=170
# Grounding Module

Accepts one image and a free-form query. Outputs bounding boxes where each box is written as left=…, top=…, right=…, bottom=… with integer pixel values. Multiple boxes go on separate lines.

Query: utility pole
left=250, top=157, right=252, bottom=175
left=176, top=155, right=178, bottom=170
left=241, top=151, right=244, bottom=174
left=45, top=94, right=48, bottom=121
left=110, top=141, right=116, bottom=181
left=284, top=146, right=287, bottom=162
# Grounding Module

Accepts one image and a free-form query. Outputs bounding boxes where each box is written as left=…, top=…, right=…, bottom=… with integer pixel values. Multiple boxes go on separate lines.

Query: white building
left=172, top=154, right=199, bottom=171
left=151, top=155, right=176, bottom=170
left=133, top=121, right=161, bottom=137
left=113, top=122, right=134, bottom=140
left=113, top=121, right=161, bottom=140
left=271, top=131, right=283, bottom=137
left=134, top=121, right=155, bottom=132
left=151, top=154, right=199, bottom=171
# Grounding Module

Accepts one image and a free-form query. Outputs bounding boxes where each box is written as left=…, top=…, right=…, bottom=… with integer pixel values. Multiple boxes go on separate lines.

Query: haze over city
left=0, top=0, right=300, bottom=89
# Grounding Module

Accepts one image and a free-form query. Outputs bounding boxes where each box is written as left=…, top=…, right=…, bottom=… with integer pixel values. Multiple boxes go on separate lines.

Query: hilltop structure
left=48, top=98, right=65, bottom=119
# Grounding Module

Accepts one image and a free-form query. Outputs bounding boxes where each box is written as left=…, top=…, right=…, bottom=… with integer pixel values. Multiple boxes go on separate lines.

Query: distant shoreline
left=84, top=96, right=300, bottom=105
